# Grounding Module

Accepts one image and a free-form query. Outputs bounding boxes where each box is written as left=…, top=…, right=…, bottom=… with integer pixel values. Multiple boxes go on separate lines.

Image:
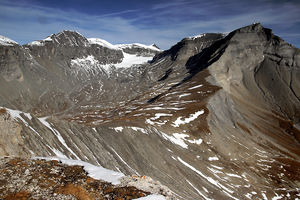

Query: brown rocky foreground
left=0, top=157, right=152, bottom=200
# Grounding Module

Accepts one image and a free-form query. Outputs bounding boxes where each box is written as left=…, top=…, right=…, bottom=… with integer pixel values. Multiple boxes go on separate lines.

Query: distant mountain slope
left=0, top=30, right=161, bottom=115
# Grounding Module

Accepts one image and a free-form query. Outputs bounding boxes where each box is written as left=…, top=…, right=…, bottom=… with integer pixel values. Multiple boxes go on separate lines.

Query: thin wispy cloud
left=0, top=0, right=299, bottom=49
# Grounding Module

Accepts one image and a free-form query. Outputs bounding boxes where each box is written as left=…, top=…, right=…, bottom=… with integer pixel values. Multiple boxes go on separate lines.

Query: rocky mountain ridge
left=0, top=23, right=300, bottom=199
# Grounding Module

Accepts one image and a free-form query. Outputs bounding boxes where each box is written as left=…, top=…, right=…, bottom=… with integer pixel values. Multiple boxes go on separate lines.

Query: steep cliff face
left=0, top=24, right=300, bottom=200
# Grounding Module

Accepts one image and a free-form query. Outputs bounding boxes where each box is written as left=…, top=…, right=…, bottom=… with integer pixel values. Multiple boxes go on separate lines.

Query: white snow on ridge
left=208, top=156, right=219, bottom=161
left=179, top=93, right=191, bottom=98
left=71, top=52, right=152, bottom=70
left=88, top=38, right=119, bottom=50
left=116, top=43, right=161, bottom=51
left=2, top=107, right=32, bottom=125
left=162, top=133, right=189, bottom=149
left=145, top=113, right=173, bottom=125
left=172, top=110, right=204, bottom=127
left=160, top=132, right=203, bottom=149
left=189, top=34, right=206, bottom=40
left=114, top=127, right=124, bottom=132
left=27, top=35, right=53, bottom=46
left=34, top=157, right=124, bottom=185
left=71, top=55, right=99, bottom=66
left=88, top=38, right=161, bottom=51
left=188, top=84, right=203, bottom=90
left=130, top=126, right=148, bottom=134
left=44, top=36, right=53, bottom=41
left=27, top=41, right=44, bottom=46
left=0, top=35, right=18, bottom=46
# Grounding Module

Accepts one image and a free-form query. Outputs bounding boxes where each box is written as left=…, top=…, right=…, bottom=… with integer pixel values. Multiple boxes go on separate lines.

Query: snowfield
left=114, top=52, right=153, bottom=68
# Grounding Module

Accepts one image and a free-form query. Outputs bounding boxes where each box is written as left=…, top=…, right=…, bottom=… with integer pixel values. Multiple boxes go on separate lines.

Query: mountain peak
left=57, top=30, right=84, bottom=37
left=235, top=23, right=272, bottom=34
left=151, top=44, right=160, bottom=50
left=26, top=30, right=89, bottom=47
left=53, top=30, right=89, bottom=46
left=0, top=35, right=18, bottom=46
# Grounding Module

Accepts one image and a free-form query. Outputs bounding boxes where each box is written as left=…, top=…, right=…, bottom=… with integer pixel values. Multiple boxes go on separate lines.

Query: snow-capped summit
left=88, top=38, right=119, bottom=50
left=88, top=38, right=161, bottom=52
left=0, top=35, right=18, bottom=46
left=189, top=33, right=206, bottom=40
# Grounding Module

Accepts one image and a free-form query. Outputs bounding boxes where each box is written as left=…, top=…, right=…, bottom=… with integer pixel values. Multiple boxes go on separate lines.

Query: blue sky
left=0, top=0, right=300, bottom=49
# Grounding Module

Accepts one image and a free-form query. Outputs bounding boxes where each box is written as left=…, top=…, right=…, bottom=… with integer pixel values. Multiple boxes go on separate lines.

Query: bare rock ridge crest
left=0, top=23, right=300, bottom=199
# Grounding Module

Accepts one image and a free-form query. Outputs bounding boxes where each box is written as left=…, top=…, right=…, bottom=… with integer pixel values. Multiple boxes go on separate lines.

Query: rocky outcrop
left=0, top=109, right=28, bottom=157
left=0, top=157, right=157, bottom=200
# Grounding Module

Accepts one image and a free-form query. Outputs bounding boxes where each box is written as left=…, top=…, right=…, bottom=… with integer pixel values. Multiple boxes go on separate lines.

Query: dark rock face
left=24, top=30, right=124, bottom=65
left=0, top=24, right=300, bottom=200
left=152, top=33, right=225, bottom=63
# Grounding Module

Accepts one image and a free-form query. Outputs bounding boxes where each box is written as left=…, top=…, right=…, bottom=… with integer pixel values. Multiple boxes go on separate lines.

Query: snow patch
left=71, top=55, right=99, bottom=66
left=144, top=107, right=184, bottom=111
left=145, top=113, right=172, bottom=126
left=208, top=156, right=219, bottom=161
left=188, top=84, right=203, bottom=90
left=27, top=35, right=53, bottom=46
left=161, top=133, right=189, bottom=149
left=3, top=107, right=31, bottom=126
left=130, top=126, right=148, bottom=134
left=35, top=157, right=124, bottom=185
left=172, top=110, right=204, bottom=127
left=178, top=93, right=191, bottom=98
left=88, top=38, right=119, bottom=50
left=114, top=127, right=124, bottom=132
left=0, top=35, right=18, bottom=46
left=188, top=33, right=206, bottom=40
left=189, top=34, right=206, bottom=39
left=272, top=194, right=284, bottom=200
left=114, top=52, right=153, bottom=68
left=27, top=41, right=44, bottom=46
left=134, top=194, right=166, bottom=200
left=226, top=173, right=242, bottom=178
left=117, top=43, right=161, bottom=51
left=188, top=139, right=203, bottom=145
left=44, top=36, right=53, bottom=41
left=159, top=131, right=203, bottom=149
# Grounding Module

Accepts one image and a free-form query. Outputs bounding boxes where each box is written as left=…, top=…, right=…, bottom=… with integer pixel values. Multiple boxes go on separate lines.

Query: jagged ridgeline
left=0, top=23, right=300, bottom=199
